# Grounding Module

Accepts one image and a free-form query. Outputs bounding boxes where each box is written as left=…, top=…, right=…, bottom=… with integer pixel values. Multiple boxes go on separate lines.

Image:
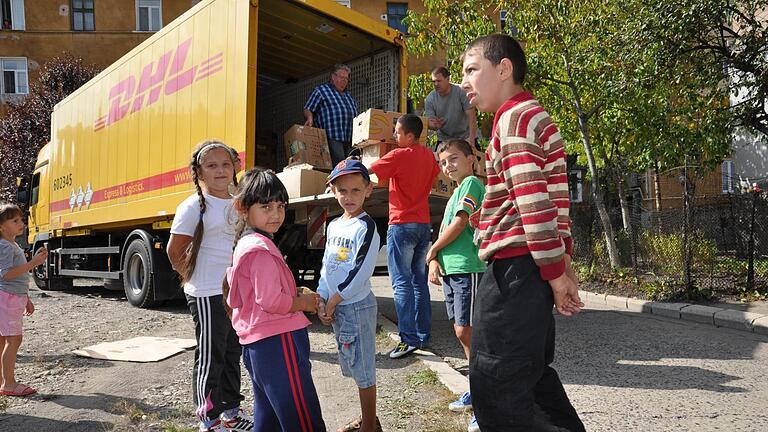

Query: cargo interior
left=254, top=0, right=401, bottom=172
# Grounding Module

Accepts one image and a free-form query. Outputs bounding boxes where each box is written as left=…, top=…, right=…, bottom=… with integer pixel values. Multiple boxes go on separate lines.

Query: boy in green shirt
left=426, top=139, right=485, bottom=430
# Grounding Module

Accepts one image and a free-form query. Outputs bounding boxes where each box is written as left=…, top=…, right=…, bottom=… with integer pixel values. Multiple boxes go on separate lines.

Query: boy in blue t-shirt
left=318, top=159, right=382, bottom=432
left=426, top=139, right=486, bottom=431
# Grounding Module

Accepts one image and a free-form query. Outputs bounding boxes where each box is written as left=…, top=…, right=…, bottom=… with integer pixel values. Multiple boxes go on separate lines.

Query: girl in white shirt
left=167, top=141, right=252, bottom=432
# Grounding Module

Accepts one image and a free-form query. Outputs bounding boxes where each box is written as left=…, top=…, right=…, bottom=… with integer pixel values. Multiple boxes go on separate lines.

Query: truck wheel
left=31, top=245, right=48, bottom=289
left=123, top=239, right=159, bottom=308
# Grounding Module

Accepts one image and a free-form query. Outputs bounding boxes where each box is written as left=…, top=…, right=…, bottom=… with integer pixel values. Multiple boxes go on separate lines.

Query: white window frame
left=335, top=0, right=351, bottom=7
left=569, top=169, right=583, bottom=203
left=499, top=9, right=518, bottom=36
left=1, top=0, right=25, bottom=30
left=136, top=0, right=162, bottom=32
left=721, top=159, right=734, bottom=193
left=0, top=57, right=29, bottom=95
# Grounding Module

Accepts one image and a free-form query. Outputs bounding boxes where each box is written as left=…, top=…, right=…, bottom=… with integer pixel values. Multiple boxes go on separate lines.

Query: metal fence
left=571, top=187, right=768, bottom=297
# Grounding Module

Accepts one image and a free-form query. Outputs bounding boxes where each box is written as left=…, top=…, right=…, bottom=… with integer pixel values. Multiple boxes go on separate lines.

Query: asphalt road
left=371, top=276, right=768, bottom=432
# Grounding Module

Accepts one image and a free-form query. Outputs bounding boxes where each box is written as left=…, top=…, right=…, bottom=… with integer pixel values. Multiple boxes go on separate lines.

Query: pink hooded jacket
left=226, top=232, right=310, bottom=345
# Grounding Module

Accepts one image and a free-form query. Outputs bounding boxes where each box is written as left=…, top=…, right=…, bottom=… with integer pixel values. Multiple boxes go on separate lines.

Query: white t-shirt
left=170, top=193, right=236, bottom=298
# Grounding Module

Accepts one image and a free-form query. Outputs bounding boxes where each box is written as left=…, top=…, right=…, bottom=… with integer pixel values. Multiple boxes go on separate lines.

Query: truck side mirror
left=16, top=189, right=28, bottom=205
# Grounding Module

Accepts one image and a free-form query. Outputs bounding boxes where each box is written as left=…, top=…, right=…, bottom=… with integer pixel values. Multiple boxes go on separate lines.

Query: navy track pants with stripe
left=243, top=328, right=326, bottom=432
left=187, top=294, right=245, bottom=421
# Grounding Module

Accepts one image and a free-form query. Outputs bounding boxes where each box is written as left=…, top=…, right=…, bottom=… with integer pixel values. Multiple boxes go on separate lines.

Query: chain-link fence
left=571, top=184, right=768, bottom=298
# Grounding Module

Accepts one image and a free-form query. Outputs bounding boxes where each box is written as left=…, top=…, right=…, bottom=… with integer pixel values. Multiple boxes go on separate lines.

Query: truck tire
left=122, top=238, right=160, bottom=308
left=31, top=245, right=48, bottom=289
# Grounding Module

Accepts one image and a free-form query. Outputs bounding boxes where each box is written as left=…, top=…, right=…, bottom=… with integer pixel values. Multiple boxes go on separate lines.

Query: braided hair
left=177, top=140, right=240, bottom=284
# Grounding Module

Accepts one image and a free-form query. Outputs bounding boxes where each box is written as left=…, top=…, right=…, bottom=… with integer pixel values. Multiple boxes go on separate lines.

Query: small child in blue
left=317, top=159, right=382, bottom=432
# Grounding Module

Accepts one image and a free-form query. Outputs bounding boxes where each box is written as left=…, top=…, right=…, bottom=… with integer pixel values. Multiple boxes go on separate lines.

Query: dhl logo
left=94, top=38, right=224, bottom=132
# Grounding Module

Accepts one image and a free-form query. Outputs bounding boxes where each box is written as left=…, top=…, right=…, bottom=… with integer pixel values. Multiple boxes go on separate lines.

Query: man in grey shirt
left=424, top=66, right=477, bottom=147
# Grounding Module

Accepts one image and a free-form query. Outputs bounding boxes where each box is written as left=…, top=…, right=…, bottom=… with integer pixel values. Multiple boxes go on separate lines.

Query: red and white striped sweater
left=479, top=92, right=573, bottom=280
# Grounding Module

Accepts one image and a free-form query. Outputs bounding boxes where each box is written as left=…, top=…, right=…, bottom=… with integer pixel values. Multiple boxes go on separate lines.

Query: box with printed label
left=277, top=165, right=329, bottom=198
left=283, top=125, right=332, bottom=170
left=352, top=109, right=427, bottom=147
left=431, top=170, right=457, bottom=198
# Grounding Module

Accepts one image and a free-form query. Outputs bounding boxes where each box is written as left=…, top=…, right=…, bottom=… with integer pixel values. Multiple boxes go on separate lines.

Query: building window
left=136, top=0, right=162, bottom=31
left=72, top=0, right=95, bottom=31
left=721, top=159, right=734, bottom=193
left=499, top=9, right=518, bottom=36
left=335, top=0, right=351, bottom=7
left=1, top=58, right=28, bottom=94
left=1, top=0, right=25, bottom=30
left=386, top=3, right=408, bottom=34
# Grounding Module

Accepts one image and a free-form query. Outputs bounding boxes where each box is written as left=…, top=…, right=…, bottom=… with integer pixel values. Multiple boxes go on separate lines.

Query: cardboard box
left=473, top=148, right=487, bottom=179
left=360, top=142, right=398, bottom=188
left=277, top=165, right=329, bottom=198
left=283, top=125, right=332, bottom=170
left=352, top=109, right=427, bottom=147
left=431, top=170, right=457, bottom=198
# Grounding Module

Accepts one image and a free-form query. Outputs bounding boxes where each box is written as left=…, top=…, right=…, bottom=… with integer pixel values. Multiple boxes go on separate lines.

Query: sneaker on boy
left=370, top=114, right=440, bottom=354
left=220, top=408, right=253, bottom=432
left=467, top=414, right=479, bottom=432
left=448, top=391, right=473, bottom=412
left=318, top=159, right=382, bottom=432
left=388, top=342, right=418, bottom=359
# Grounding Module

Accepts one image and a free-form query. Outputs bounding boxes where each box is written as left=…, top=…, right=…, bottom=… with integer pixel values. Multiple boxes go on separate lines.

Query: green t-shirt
left=437, top=175, right=486, bottom=275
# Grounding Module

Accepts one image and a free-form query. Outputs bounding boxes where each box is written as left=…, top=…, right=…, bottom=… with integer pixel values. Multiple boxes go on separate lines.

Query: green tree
left=644, top=0, right=768, bottom=138
left=0, top=54, right=98, bottom=201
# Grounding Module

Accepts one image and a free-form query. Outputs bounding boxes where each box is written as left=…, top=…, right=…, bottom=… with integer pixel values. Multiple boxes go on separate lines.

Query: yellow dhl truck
left=16, top=0, right=436, bottom=307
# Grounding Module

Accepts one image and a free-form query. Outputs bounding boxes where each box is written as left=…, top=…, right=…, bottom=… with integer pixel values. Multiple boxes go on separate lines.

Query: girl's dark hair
left=222, top=167, right=288, bottom=310
left=0, top=203, right=23, bottom=225
left=230, top=167, right=289, bottom=243
left=463, top=33, right=527, bottom=84
left=177, top=140, right=240, bottom=284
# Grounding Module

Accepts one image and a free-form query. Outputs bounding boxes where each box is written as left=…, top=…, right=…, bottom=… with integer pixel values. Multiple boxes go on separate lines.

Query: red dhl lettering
left=93, top=38, right=224, bottom=132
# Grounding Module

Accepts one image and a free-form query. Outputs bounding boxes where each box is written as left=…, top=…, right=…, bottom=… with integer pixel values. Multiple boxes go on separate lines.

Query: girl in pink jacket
left=224, top=167, right=326, bottom=432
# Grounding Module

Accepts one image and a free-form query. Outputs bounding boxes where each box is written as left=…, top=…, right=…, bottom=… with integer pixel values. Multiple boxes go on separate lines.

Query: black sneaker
left=221, top=410, right=253, bottom=432
left=389, top=342, right=418, bottom=359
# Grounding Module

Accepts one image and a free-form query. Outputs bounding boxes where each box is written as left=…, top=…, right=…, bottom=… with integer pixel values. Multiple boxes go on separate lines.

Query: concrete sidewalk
left=581, top=290, right=768, bottom=335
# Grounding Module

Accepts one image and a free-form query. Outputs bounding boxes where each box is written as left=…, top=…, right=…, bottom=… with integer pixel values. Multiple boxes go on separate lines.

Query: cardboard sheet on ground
left=72, top=337, right=197, bottom=362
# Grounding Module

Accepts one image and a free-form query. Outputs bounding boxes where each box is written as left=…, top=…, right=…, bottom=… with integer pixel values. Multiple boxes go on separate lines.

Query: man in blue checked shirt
left=303, top=64, right=359, bottom=165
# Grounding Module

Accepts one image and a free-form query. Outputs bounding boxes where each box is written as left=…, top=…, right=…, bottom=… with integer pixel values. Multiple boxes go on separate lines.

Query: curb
left=377, top=314, right=469, bottom=396
left=581, top=290, right=768, bottom=336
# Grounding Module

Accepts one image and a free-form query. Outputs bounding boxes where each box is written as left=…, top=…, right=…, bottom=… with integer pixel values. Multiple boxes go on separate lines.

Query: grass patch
left=112, top=400, right=147, bottom=424
left=375, top=327, right=395, bottom=349
left=157, top=423, right=197, bottom=432
left=407, top=369, right=440, bottom=387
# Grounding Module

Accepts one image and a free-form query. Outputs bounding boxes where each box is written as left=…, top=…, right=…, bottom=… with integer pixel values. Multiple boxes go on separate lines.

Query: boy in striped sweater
left=460, top=34, right=585, bottom=432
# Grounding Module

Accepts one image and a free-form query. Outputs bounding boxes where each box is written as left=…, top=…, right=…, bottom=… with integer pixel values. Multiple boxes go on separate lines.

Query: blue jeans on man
left=329, top=140, right=352, bottom=166
left=387, top=223, right=432, bottom=347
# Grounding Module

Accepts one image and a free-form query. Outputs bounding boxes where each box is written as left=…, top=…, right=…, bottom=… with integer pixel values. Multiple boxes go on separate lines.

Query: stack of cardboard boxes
left=352, top=108, right=456, bottom=197
left=278, top=124, right=332, bottom=199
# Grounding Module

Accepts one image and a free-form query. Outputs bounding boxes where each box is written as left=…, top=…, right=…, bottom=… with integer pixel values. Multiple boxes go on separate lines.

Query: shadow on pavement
left=376, top=291, right=763, bottom=393
left=0, top=415, right=111, bottom=432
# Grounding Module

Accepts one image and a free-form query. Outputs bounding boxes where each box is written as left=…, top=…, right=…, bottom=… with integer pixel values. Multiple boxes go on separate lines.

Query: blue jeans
left=387, top=223, right=432, bottom=347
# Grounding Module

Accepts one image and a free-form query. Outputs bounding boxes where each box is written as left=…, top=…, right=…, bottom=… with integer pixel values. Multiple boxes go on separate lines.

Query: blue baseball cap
left=327, top=159, right=371, bottom=185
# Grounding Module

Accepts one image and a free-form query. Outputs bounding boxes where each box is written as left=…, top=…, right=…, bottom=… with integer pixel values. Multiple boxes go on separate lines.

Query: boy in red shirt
left=370, top=114, right=440, bottom=359
left=461, top=34, right=584, bottom=431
